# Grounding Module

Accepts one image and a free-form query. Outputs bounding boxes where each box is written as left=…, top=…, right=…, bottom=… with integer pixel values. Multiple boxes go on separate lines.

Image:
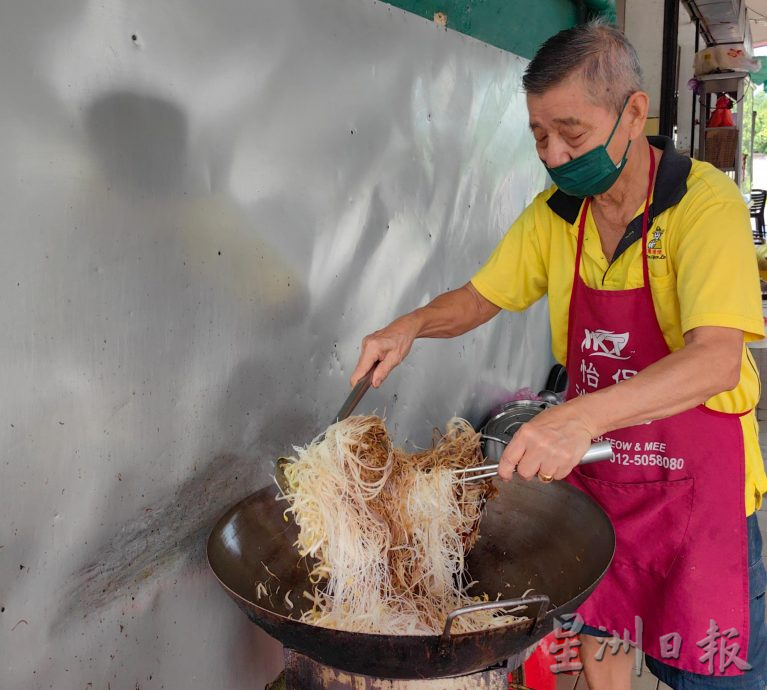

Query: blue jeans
left=580, top=514, right=767, bottom=689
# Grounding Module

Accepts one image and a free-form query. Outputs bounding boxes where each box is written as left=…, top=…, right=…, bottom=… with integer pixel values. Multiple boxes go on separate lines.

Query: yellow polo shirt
left=471, top=138, right=767, bottom=514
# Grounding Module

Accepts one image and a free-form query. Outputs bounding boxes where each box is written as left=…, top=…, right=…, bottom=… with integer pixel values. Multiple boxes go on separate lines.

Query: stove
left=266, top=649, right=532, bottom=690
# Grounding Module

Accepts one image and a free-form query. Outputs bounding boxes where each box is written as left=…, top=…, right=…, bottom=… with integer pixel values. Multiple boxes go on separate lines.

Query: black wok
left=207, top=475, right=614, bottom=679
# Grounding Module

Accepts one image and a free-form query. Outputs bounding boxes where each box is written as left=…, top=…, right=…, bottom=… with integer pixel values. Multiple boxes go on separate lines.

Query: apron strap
left=567, top=196, right=591, bottom=359
left=640, top=146, right=656, bottom=289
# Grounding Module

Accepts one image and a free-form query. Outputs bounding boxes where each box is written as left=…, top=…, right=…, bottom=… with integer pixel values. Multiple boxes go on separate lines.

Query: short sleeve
left=670, top=175, right=764, bottom=342
left=470, top=196, right=549, bottom=312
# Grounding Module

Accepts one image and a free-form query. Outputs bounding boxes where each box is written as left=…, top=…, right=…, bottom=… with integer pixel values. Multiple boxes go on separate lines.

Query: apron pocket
left=575, top=473, right=694, bottom=578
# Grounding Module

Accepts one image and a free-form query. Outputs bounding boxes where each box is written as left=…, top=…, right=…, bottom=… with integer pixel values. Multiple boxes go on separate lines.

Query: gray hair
left=522, top=20, right=643, bottom=115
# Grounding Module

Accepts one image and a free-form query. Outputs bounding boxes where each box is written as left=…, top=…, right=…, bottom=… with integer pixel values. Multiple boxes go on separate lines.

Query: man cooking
left=350, top=21, right=767, bottom=690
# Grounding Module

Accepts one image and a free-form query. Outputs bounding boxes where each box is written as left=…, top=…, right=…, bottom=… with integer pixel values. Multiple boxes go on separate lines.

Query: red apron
left=563, top=146, right=750, bottom=675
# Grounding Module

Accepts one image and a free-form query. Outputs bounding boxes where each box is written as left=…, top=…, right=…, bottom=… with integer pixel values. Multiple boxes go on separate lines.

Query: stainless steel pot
left=481, top=399, right=553, bottom=463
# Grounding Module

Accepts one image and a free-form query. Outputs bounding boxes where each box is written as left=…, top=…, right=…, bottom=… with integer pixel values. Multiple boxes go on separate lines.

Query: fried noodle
left=277, top=415, right=528, bottom=634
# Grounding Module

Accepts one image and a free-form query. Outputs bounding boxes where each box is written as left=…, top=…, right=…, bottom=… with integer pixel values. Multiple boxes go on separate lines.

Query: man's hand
left=497, top=403, right=596, bottom=481
left=350, top=315, right=420, bottom=388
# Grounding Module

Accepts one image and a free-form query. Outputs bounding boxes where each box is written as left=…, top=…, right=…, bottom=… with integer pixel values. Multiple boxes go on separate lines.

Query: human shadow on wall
left=86, top=91, right=189, bottom=195
left=51, top=89, right=307, bottom=636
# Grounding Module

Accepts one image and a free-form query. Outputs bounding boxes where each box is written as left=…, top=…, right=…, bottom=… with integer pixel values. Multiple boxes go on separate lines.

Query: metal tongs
left=454, top=438, right=614, bottom=482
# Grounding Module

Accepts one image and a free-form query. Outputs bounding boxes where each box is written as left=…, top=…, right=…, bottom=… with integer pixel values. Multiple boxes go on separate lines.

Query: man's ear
left=626, top=91, right=649, bottom=138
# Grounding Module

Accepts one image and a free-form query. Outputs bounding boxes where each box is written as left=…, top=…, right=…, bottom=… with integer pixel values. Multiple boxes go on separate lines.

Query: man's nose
left=542, top=140, right=573, bottom=168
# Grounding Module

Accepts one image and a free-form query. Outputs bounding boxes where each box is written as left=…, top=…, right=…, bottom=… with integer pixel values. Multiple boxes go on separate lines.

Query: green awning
left=751, top=57, right=767, bottom=86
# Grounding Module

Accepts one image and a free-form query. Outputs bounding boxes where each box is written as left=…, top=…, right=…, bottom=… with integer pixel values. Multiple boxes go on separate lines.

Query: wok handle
left=438, top=593, right=550, bottom=656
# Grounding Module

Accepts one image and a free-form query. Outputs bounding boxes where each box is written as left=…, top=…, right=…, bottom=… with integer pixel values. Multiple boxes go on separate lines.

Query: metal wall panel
left=0, top=0, right=550, bottom=687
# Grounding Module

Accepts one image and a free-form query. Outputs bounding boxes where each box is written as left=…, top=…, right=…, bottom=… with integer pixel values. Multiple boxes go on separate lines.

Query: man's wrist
left=566, top=393, right=609, bottom=439
left=395, top=311, right=425, bottom=340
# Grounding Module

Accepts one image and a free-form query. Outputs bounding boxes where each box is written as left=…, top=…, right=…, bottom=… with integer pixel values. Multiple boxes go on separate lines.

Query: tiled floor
left=553, top=425, right=767, bottom=690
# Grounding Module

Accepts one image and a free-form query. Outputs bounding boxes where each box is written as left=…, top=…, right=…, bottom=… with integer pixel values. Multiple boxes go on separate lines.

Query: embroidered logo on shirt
left=581, top=329, right=631, bottom=360
left=647, top=226, right=666, bottom=259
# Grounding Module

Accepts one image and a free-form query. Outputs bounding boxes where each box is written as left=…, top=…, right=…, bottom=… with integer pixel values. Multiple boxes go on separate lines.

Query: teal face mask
left=545, top=98, right=632, bottom=198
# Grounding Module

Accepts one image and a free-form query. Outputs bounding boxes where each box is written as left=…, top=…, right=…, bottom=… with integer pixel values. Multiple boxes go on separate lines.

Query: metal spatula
left=331, top=367, right=374, bottom=427
left=275, top=367, right=375, bottom=491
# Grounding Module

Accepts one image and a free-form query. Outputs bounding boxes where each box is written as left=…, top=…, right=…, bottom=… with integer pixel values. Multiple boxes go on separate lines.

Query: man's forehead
left=529, top=116, right=588, bottom=130
left=526, top=77, right=617, bottom=128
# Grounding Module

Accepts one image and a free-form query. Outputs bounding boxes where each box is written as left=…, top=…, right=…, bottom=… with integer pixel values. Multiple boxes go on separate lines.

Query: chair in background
left=750, top=189, right=766, bottom=244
